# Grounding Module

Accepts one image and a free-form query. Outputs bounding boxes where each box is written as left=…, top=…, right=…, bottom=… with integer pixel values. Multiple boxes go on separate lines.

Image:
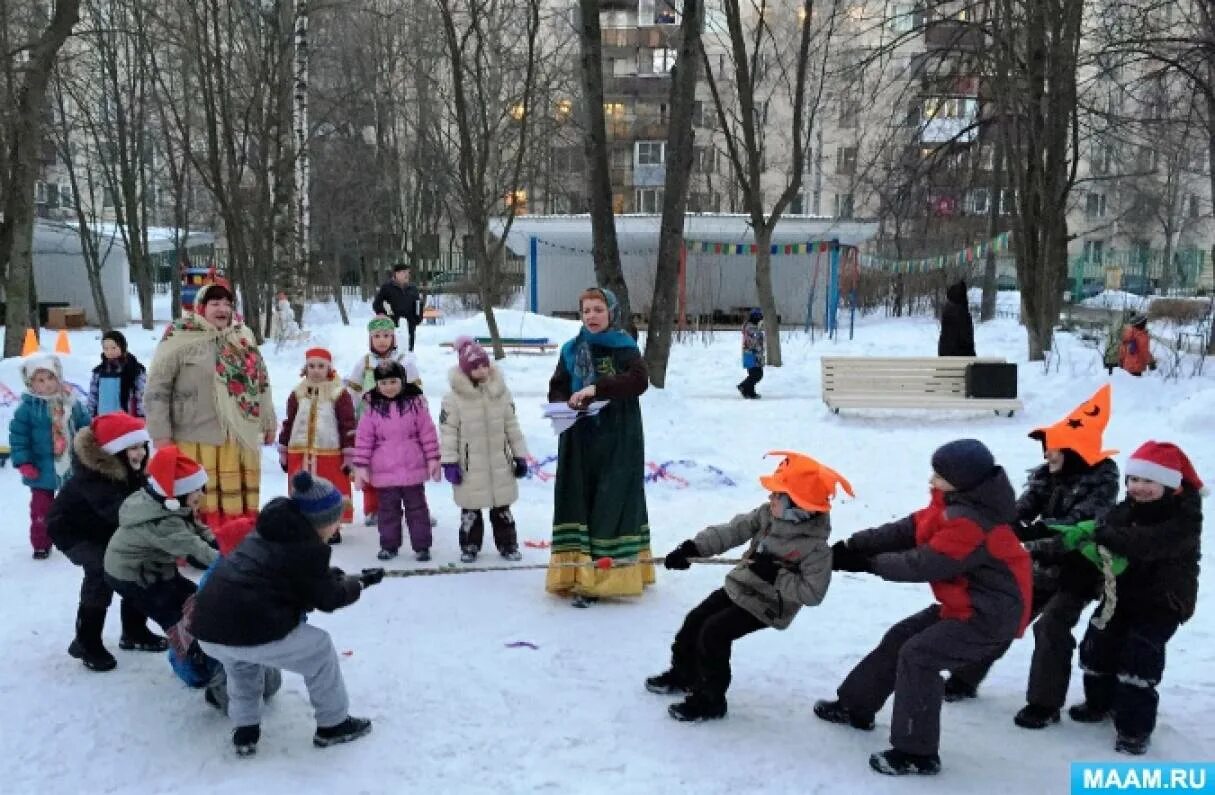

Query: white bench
left=821, top=356, right=1023, bottom=416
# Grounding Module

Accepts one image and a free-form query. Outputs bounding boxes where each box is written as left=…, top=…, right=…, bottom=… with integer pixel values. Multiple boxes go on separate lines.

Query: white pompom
left=165, top=498, right=180, bottom=510
left=1201, top=486, right=1211, bottom=498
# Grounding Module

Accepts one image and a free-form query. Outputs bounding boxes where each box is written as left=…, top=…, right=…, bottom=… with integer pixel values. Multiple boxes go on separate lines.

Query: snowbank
left=439, top=309, right=581, bottom=344
left=1080, top=290, right=1150, bottom=311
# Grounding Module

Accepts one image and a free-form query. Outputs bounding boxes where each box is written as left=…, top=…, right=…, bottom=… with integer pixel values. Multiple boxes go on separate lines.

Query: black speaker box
left=965, top=363, right=1018, bottom=398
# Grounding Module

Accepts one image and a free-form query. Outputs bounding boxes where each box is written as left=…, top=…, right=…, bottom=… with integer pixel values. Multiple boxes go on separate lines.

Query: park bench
left=821, top=356, right=1023, bottom=416
left=441, top=337, right=557, bottom=354
left=422, top=307, right=444, bottom=325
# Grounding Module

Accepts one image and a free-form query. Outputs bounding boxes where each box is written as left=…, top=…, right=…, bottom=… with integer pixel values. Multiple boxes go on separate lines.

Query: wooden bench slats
left=821, top=356, right=1022, bottom=416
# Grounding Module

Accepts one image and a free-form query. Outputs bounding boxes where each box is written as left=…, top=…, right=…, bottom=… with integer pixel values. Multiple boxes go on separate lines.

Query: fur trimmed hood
left=447, top=364, right=506, bottom=400
left=74, top=426, right=139, bottom=483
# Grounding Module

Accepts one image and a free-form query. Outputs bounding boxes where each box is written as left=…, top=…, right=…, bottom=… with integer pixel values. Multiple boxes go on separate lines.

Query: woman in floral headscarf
left=145, top=280, right=277, bottom=527
left=545, top=287, right=653, bottom=607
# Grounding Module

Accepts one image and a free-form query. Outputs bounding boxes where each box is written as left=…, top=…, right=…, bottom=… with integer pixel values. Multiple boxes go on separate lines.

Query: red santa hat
left=1125, top=441, right=1207, bottom=496
left=146, top=445, right=209, bottom=510
left=92, top=412, right=150, bottom=455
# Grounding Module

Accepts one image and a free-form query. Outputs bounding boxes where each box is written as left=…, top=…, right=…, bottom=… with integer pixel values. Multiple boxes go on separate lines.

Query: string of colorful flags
left=533, top=237, right=842, bottom=257
left=860, top=231, right=1011, bottom=274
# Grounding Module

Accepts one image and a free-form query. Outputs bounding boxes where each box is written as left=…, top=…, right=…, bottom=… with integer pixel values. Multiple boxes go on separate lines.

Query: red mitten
left=18, top=464, right=40, bottom=481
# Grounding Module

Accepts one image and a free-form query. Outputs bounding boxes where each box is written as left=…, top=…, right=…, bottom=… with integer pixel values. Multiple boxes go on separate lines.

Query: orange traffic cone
left=21, top=329, right=39, bottom=356
left=54, top=329, right=71, bottom=355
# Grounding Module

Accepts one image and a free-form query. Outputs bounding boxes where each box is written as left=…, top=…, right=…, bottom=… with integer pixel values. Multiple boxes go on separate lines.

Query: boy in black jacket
left=1068, top=442, right=1204, bottom=755
left=193, top=472, right=385, bottom=757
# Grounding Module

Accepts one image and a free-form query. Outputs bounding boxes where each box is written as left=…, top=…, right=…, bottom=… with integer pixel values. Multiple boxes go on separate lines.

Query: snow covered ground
left=1, top=296, right=1212, bottom=793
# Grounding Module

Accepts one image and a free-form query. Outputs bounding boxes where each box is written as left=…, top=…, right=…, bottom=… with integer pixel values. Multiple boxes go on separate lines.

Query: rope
left=379, top=555, right=742, bottom=579
left=1090, top=545, right=1119, bottom=630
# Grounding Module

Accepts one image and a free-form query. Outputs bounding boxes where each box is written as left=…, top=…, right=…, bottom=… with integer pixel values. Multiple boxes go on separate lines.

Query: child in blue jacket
left=738, top=308, right=765, bottom=399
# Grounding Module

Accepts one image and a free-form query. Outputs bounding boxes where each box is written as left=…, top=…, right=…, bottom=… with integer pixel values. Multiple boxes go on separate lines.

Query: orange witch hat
left=1029, top=384, right=1118, bottom=466
left=759, top=451, right=855, bottom=512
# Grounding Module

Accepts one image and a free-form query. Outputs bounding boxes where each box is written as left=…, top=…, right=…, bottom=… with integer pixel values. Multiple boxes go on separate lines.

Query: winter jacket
left=104, top=489, right=218, bottom=586
left=346, top=351, right=423, bottom=420
left=439, top=366, right=529, bottom=510
left=88, top=354, right=146, bottom=417
left=9, top=392, right=92, bottom=491
left=371, top=281, right=421, bottom=325
left=691, top=504, right=832, bottom=630
left=547, top=344, right=649, bottom=403
left=48, top=427, right=145, bottom=552
left=191, top=498, right=363, bottom=647
left=848, top=470, right=1032, bottom=639
left=742, top=321, right=765, bottom=369
left=1095, top=489, right=1202, bottom=624
left=1118, top=325, right=1154, bottom=375
left=352, top=394, right=440, bottom=488
left=1014, top=457, right=1120, bottom=595
left=278, top=380, right=357, bottom=457
left=938, top=281, right=976, bottom=356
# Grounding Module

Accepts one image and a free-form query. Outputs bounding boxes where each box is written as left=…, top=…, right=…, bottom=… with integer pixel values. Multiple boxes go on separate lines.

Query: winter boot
left=668, top=692, right=727, bottom=722
left=33, top=549, right=51, bottom=560
left=869, top=749, right=942, bottom=776
left=118, top=599, right=168, bottom=652
left=1115, top=733, right=1149, bottom=755
left=460, top=547, right=478, bottom=564
left=1014, top=704, right=1061, bottom=729
left=233, top=725, right=260, bottom=757
left=376, top=548, right=398, bottom=561
left=645, top=670, right=691, bottom=695
left=500, top=547, right=522, bottom=562
left=813, top=699, right=875, bottom=731
left=313, top=716, right=372, bottom=748
left=67, top=605, right=116, bottom=672
left=364, top=515, right=377, bottom=527
left=571, top=594, right=599, bottom=608
left=1068, top=702, right=1111, bottom=723
left=942, top=676, right=978, bottom=702
left=415, top=549, right=431, bottom=562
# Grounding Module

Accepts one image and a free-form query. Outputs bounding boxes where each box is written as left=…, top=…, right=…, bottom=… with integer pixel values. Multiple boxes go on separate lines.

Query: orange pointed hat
left=1029, top=384, right=1117, bottom=466
left=759, top=451, right=855, bottom=512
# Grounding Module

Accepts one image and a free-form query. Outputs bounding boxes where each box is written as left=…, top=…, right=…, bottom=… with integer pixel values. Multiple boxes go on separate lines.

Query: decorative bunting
left=860, top=231, right=1011, bottom=274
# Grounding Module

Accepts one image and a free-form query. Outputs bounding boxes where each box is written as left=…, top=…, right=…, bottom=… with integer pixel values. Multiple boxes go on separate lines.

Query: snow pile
left=1080, top=290, right=1151, bottom=312
left=439, top=309, right=580, bottom=344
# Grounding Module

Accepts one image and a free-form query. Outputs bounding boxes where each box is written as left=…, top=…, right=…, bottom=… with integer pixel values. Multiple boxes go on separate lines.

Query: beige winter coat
left=439, top=366, right=529, bottom=510
left=693, top=505, right=833, bottom=630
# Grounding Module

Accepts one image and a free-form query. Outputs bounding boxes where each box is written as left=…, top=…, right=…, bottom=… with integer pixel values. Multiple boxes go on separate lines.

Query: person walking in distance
left=372, top=263, right=422, bottom=352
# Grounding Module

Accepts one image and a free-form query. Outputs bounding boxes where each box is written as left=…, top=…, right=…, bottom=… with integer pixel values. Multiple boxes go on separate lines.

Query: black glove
left=329, top=566, right=346, bottom=579
left=831, top=540, right=870, bottom=573
left=664, top=540, right=699, bottom=570
left=1148, top=361, right=1157, bottom=371
left=512, top=458, right=528, bottom=478
left=359, top=567, right=385, bottom=587
left=748, top=551, right=782, bottom=584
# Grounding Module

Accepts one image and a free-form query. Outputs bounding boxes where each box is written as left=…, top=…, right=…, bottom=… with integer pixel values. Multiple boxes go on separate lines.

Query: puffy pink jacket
left=352, top=398, right=440, bottom=488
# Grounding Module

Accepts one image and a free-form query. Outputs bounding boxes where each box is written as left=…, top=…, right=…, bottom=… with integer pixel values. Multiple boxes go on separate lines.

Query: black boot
left=645, top=669, right=691, bottom=695
left=813, top=699, right=875, bottom=731
left=233, top=725, right=260, bottom=757
left=1014, top=703, right=1061, bottom=729
left=1115, top=733, right=1149, bottom=755
left=668, top=692, right=727, bottom=722
left=118, top=599, right=168, bottom=652
left=1068, top=702, right=1111, bottom=723
left=943, top=675, right=978, bottom=702
left=869, top=748, right=942, bottom=776
left=68, top=605, right=116, bottom=672
left=313, top=716, right=372, bottom=748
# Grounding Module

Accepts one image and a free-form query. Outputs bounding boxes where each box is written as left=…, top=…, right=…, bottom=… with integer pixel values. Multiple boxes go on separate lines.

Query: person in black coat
left=1068, top=442, right=1204, bottom=756
left=48, top=413, right=165, bottom=671
left=192, top=472, right=383, bottom=756
left=371, top=263, right=422, bottom=351
left=938, top=280, right=976, bottom=356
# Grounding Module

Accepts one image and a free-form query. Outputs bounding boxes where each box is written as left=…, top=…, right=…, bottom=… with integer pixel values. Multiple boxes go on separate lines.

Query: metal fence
left=1066, top=249, right=1212, bottom=299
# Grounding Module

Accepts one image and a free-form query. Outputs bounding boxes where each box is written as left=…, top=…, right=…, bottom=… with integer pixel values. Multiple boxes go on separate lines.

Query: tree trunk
left=753, top=226, right=781, bottom=366
left=643, top=0, right=703, bottom=387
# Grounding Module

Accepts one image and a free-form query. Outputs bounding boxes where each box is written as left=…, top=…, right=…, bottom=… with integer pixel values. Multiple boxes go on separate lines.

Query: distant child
left=88, top=330, right=146, bottom=417
left=1068, top=441, right=1203, bottom=756
left=10, top=353, right=92, bottom=558
left=351, top=361, right=441, bottom=561
left=816, top=439, right=1032, bottom=776
left=193, top=472, right=381, bottom=756
left=345, top=315, right=422, bottom=525
left=648, top=452, right=846, bottom=721
left=279, top=348, right=357, bottom=542
left=1118, top=313, right=1156, bottom=376
left=440, top=337, right=530, bottom=563
left=737, top=307, right=765, bottom=399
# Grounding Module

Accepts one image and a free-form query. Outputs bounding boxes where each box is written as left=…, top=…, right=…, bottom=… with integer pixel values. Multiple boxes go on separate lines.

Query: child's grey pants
left=200, top=623, right=348, bottom=729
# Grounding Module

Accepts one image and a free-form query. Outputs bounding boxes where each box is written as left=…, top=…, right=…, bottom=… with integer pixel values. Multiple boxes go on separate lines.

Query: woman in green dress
left=545, top=287, right=653, bottom=607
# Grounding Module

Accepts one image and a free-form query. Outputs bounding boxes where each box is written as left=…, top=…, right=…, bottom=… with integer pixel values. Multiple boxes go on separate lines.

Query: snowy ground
left=1, top=296, right=1212, bottom=793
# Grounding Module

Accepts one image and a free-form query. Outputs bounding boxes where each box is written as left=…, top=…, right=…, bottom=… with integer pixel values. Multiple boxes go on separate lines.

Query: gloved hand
left=359, top=567, right=385, bottom=587
left=443, top=464, right=463, bottom=485
left=278, top=449, right=288, bottom=473
left=831, top=540, right=870, bottom=573
left=18, top=463, right=39, bottom=481
left=513, top=458, right=528, bottom=478
left=329, top=566, right=346, bottom=579
left=663, top=539, right=700, bottom=570
left=1049, top=520, right=1096, bottom=551
left=341, top=450, right=355, bottom=476
left=1148, top=360, right=1158, bottom=371
left=748, top=551, right=782, bottom=584
left=1078, top=542, right=1129, bottom=576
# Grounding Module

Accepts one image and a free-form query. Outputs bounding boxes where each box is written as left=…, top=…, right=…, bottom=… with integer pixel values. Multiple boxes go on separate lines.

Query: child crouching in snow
left=1067, top=442, right=1203, bottom=756
left=192, top=472, right=382, bottom=756
left=647, top=451, right=847, bottom=721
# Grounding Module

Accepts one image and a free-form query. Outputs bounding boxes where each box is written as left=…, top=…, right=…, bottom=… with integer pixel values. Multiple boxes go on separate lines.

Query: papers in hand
left=543, top=400, right=609, bottom=435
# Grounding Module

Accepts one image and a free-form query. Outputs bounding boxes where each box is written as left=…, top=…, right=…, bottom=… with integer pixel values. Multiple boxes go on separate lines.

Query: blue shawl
left=559, top=287, right=638, bottom=391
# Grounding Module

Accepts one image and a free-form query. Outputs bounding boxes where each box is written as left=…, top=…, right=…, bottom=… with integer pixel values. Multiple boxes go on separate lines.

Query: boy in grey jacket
left=647, top=451, right=850, bottom=721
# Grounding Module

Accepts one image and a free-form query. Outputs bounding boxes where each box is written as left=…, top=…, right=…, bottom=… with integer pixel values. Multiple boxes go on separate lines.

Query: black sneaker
left=68, top=639, right=117, bottom=672
left=313, top=716, right=372, bottom=748
left=1115, top=733, right=1149, bottom=755
left=813, top=699, right=875, bottom=731
left=376, top=548, right=397, bottom=561
left=1068, top=702, right=1111, bottom=723
left=571, top=595, right=599, bottom=608
left=119, top=632, right=169, bottom=652
left=943, top=676, right=977, bottom=703
left=233, top=725, right=260, bottom=757
left=869, top=748, right=941, bottom=776
left=668, top=693, right=726, bottom=722
left=32, top=549, right=50, bottom=560
left=645, top=670, right=690, bottom=695
left=460, top=548, right=477, bottom=563
left=1014, top=704, right=1061, bottom=729
left=415, top=549, right=431, bottom=562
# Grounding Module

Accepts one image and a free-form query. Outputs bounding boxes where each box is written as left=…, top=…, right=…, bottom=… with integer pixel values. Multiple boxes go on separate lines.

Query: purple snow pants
left=376, top=484, right=433, bottom=553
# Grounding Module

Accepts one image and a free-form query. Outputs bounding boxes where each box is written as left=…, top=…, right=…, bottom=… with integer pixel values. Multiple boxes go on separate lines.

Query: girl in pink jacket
left=351, top=361, right=441, bottom=561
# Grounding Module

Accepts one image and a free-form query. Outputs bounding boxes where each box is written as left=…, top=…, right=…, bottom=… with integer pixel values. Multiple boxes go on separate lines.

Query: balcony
left=925, top=20, right=985, bottom=50
left=605, top=74, right=673, bottom=97
left=633, top=163, right=666, bottom=187
left=601, top=0, right=637, bottom=10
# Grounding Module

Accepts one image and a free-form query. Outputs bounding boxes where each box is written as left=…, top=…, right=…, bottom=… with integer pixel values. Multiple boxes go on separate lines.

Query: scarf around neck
left=29, top=390, right=75, bottom=477
left=560, top=288, right=637, bottom=392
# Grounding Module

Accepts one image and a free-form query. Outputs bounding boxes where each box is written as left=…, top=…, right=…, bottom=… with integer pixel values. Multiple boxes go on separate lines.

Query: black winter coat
left=938, top=281, right=976, bottom=356
left=191, top=498, right=363, bottom=646
left=1015, top=457, right=1121, bottom=596
left=1096, top=489, right=1202, bottom=624
left=371, top=280, right=421, bottom=325
left=47, top=427, right=145, bottom=552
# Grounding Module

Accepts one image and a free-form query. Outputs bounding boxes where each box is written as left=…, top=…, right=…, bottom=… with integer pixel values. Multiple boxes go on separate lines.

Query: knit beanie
left=931, top=439, right=996, bottom=492
left=748, top=307, right=763, bottom=322
left=21, top=352, right=63, bottom=388
left=455, top=336, right=490, bottom=377
left=368, top=316, right=396, bottom=333
left=102, top=329, right=129, bottom=354
left=289, top=471, right=344, bottom=530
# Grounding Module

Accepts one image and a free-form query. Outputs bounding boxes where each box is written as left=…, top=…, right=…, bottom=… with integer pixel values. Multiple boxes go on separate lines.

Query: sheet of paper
left=542, top=400, right=610, bottom=435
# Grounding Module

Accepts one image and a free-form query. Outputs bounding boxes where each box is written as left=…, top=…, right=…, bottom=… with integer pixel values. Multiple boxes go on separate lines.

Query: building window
left=839, top=97, right=860, bottom=129
left=1083, top=239, right=1105, bottom=264
left=555, top=99, right=573, bottom=122
left=999, top=188, right=1016, bottom=215
left=834, top=193, right=855, bottom=219
left=836, top=146, right=858, bottom=176
left=60, top=184, right=73, bottom=206
left=604, top=102, right=627, bottom=118
left=694, top=146, right=716, bottom=173
left=967, top=188, right=989, bottom=215
left=1189, top=194, right=1201, bottom=219
left=634, top=188, right=664, bottom=213
left=654, top=1, right=677, bottom=24
left=102, top=186, right=115, bottom=208
left=790, top=193, right=805, bottom=214
left=888, top=3, right=915, bottom=32
left=635, top=140, right=666, bottom=166
left=34, top=181, right=48, bottom=203
left=652, top=48, right=677, bottom=74
left=1085, top=192, right=1106, bottom=220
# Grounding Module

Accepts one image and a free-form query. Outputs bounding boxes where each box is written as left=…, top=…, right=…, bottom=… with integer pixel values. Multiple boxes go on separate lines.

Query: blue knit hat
left=748, top=307, right=763, bottom=322
left=290, top=471, right=344, bottom=529
left=931, top=439, right=995, bottom=492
